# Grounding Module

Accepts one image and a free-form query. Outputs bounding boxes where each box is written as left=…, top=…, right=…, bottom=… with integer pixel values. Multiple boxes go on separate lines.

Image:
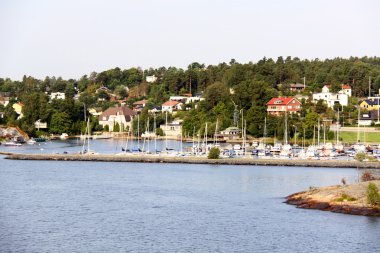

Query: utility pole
left=369, top=76, right=371, bottom=97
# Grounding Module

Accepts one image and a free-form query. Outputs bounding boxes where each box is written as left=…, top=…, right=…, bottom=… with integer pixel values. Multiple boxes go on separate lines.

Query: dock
left=1, top=152, right=380, bottom=168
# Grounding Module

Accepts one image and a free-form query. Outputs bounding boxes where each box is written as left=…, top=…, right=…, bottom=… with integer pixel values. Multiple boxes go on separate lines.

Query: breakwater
left=1, top=152, right=380, bottom=168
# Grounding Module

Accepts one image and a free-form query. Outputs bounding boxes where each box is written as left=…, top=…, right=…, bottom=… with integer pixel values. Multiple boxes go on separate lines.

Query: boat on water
left=60, top=133, right=69, bottom=140
left=3, top=141, right=22, bottom=146
left=27, top=139, right=36, bottom=145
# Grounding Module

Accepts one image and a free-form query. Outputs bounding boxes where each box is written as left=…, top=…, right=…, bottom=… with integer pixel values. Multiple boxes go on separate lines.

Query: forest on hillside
left=1, top=56, right=380, bottom=140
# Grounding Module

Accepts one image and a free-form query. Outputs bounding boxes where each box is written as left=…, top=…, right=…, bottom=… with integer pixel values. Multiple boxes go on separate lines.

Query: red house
left=266, top=97, right=301, bottom=116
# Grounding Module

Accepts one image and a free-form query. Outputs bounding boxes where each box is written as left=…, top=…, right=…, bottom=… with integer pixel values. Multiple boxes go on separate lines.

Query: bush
left=208, top=147, right=220, bottom=159
left=367, top=183, right=380, bottom=206
left=361, top=171, right=376, bottom=182
left=355, top=153, right=366, bottom=162
left=334, top=193, right=357, bottom=202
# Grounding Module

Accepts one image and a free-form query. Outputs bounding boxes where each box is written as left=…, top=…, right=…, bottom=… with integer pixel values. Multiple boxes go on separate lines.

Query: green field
left=339, top=131, right=380, bottom=144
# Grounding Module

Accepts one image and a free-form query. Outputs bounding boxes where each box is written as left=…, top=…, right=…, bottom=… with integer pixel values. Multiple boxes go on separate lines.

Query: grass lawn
left=340, top=131, right=380, bottom=144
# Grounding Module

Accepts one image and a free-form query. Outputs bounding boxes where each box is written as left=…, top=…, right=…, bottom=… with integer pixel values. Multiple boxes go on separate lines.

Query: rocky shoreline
left=286, top=181, right=380, bottom=216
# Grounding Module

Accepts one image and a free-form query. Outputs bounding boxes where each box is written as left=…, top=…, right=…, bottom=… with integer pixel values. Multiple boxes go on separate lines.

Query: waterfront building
left=98, top=105, right=136, bottom=132
left=219, top=126, right=241, bottom=140
left=266, top=97, right=301, bottom=116
left=160, top=120, right=182, bottom=138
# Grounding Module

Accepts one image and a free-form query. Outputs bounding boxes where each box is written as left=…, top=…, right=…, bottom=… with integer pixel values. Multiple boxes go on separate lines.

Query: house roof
left=360, top=110, right=379, bottom=120
left=290, top=83, right=305, bottom=88
left=99, top=106, right=136, bottom=122
left=267, top=97, right=297, bottom=106
left=162, top=101, right=179, bottom=107
left=133, top=99, right=148, bottom=105
left=342, top=84, right=351, bottom=89
left=363, top=98, right=380, bottom=106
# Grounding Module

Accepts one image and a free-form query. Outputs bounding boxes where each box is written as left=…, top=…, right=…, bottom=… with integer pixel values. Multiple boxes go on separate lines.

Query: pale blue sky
left=0, top=0, right=379, bottom=80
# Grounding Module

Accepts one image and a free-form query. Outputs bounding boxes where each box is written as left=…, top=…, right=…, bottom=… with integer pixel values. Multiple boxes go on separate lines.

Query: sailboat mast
left=137, top=114, right=140, bottom=149
left=263, top=117, right=267, bottom=145
left=317, top=118, right=320, bottom=146
left=154, top=113, right=157, bottom=152
left=165, top=111, right=168, bottom=151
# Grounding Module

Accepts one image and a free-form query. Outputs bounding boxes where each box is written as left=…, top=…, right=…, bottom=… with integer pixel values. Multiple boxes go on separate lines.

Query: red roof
left=342, top=84, right=351, bottom=89
left=267, top=97, right=296, bottom=106
left=162, top=101, right=179, bottom=107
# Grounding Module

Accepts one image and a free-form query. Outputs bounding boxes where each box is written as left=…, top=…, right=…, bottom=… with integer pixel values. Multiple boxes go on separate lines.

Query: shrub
left=355, top=153, right=366, bottom=162
left=366, top=183, right=380, bottom=206
left=334, top=193, right=357, bottom=202
left=208, top=147, right=220, bottom=159
left=361, top=171, right=376, bottom=182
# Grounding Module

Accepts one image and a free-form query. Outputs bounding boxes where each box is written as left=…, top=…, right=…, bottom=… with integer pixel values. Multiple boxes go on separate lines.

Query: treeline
left=0, top=56, right=379, bottom=139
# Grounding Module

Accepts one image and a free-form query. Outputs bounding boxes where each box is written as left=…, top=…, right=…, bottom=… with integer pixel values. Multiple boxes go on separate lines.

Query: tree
left=208, top=147, right=220, bottom=159
left=49, top=112, right=72, bottom=134
left=366, top=183, right=380, bottom=206
left=113, top=122, right=120, bottom=132
left=204, top=82, right=230, bottom=109
left=115, top=85, right=128, bottom=99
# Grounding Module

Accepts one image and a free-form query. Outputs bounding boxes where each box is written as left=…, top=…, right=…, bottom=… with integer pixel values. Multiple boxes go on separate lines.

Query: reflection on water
left=0, top=142, right=379, bottom=252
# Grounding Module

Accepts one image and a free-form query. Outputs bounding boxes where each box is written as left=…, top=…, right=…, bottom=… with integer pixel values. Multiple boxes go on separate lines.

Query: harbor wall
left=2, top=152, right=380, bottom=169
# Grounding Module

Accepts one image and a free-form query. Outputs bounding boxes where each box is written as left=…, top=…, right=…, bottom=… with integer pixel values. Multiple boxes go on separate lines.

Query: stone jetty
left=1, top=152, right=380, bottom=168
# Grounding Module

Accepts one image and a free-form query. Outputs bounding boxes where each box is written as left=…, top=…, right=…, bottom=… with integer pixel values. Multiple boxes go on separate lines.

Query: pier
left=1, top=152, right=380, bottom=168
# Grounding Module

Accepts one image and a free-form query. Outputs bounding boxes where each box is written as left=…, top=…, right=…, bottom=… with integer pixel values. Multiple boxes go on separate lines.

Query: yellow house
left=360, top=98, right=380, bottom=110
left=12, top=102, right=24, bottom=119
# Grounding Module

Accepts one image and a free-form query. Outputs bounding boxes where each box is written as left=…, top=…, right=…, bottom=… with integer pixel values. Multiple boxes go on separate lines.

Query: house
left=98, top=106, right=136, bottom=132
left=339, top=84, right=352, bottom=97
left=358, top=111, right=379, bottom=126
left=50, top=92, right=65, bottom=100
left=360, top=98, right=380, bottom=110
left=322, top=85, right=331, bottom=93
left=160, top=120, right=182, bottom=138
left=0, top=96, right=10, bottom=107
left=169, top=96, right=187, bottom=102
left=162, top=101, right=182, bottom=113
left=266, top=97, right=301, bottom=116
left=35, top=120, right=48, bottom=130
left=289, top=83, right=305, bottom=92
left=133, top=99, right=148, bottom=111
left=89, top=108, right=103, bottom=116
left=312, top=88, right=348, bottom=107
left=219, top=127, right=241, bottom=140
left=12, top=102, right=24, bottom=119
left=146, top=75, right=158, bottom=83
left=148, top=106, right=162, bottom=113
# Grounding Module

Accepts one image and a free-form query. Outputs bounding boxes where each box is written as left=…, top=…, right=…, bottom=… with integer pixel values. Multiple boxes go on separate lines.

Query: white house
left=98, top=106, right=136, bottom=132
left=162, top=101, right=182, bottom=113
left=146, top=75, right=158, bottom=83
left=35, top=120, right=48, bottom=130
left=313, top=85, right=348, bottom=108
left=160, top=120, right=182, bottom=138
left=50, top=92, right=66, bottom=100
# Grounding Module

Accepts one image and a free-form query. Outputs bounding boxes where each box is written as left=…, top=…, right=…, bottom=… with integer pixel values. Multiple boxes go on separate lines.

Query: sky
left=0, top=0, right=379, bottom=80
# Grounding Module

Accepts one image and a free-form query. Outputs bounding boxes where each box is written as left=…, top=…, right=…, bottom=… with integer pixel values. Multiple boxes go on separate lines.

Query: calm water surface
left=0, top=141, right=379, bottom=252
